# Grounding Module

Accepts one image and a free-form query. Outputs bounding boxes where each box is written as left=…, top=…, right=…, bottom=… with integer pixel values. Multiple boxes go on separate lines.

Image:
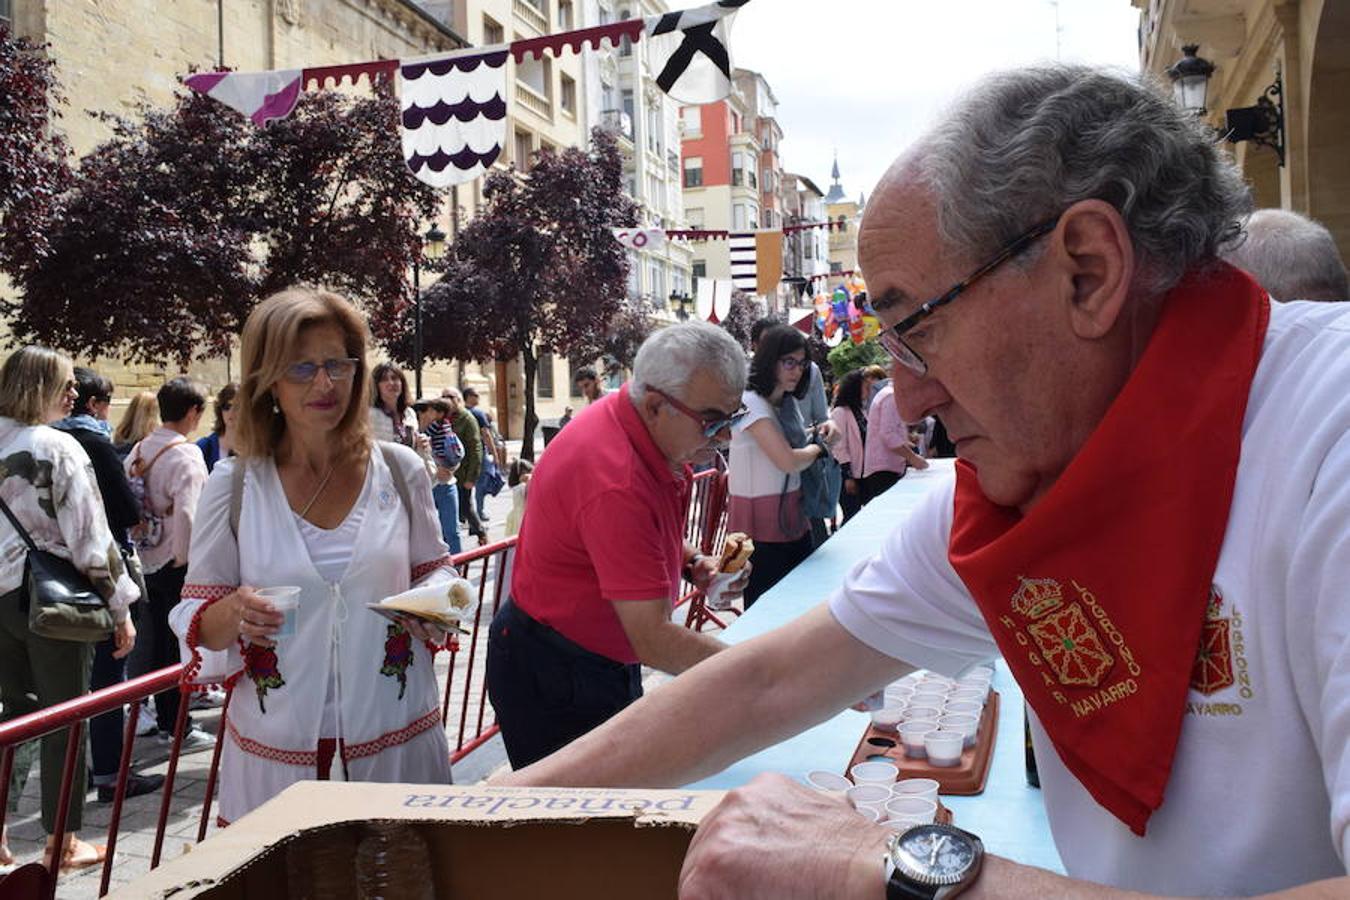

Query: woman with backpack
left=168, top=288, right=455, bottom=826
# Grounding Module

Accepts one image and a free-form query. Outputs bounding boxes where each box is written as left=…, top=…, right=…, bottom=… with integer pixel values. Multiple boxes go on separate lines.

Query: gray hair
left=1222, top=209, right=1348, bottom=302
left=628, top=322, right=747, bottom=404
left=910, top=64, right=1252, bottom=297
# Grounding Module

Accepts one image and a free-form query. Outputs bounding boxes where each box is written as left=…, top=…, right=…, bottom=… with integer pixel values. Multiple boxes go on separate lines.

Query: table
left=683, top=460, right=1064, bottom=873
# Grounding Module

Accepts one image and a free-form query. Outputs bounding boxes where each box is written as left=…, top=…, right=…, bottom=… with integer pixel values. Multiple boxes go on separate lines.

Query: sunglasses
left=644, top=385, right=748, bottom=438
left=284, top=358, right=359, bottom=384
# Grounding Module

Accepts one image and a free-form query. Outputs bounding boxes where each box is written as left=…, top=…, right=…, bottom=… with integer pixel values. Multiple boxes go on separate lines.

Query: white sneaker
left=159, top=724, right=217, bottom=754
left=134, top=706, right=158, bottom=737
left=189, top=687, right=227, bottom=710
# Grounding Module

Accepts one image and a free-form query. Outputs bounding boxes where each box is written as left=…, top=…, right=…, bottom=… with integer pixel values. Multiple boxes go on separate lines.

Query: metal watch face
left=891, top=824, right=978, bottom=886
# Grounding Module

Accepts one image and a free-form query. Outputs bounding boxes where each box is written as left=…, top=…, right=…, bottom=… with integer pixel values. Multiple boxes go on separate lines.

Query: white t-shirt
left=829, top=299, right=1350, bottom=894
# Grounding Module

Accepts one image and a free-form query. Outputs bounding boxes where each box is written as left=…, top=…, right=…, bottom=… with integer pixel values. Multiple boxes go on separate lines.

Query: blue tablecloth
left=683, top=460, right=1064, bottom=873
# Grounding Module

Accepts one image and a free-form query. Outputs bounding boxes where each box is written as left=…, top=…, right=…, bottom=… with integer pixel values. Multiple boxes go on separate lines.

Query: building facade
left=823, top=157, right=863, bottom=276
left=1136, top=0, right=1350, bottom=262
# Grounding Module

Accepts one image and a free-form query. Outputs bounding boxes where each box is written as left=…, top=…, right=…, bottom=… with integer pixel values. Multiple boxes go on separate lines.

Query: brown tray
left=846, top=690, right=1000, bottom=795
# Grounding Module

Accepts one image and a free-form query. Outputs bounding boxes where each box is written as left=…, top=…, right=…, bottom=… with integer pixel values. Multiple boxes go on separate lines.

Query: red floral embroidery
left=243, top=643, right=285, bottom=713
left=380, top=623, right=415, bottom=700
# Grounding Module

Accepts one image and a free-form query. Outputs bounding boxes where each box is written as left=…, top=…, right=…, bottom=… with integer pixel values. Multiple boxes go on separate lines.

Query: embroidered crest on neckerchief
left=1013, top=577, right=1116, bottom=687
left=380, top=623, right=414, bottom=700
left=243, top=643, right=286, bottom=713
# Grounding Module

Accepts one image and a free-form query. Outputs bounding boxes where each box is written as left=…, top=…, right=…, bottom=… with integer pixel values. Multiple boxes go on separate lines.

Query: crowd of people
left=1, top=60, right=1347, bottom=898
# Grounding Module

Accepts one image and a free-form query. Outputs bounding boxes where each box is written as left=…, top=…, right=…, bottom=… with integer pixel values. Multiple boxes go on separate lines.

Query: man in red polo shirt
left=487, top=322, right=751, bottom=768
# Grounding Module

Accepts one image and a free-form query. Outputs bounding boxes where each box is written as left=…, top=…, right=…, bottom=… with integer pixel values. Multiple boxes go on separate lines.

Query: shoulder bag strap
left=0, top=494, right=40, bottom=553
left=378, top=443, right=415, bottom=530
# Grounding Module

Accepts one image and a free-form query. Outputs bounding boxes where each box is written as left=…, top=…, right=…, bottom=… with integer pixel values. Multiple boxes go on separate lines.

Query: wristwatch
left=884, top=823, right=984, bottom=900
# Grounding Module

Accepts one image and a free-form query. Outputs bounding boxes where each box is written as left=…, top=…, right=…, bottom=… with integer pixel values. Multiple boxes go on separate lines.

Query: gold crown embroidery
left=1011, top=576, right=1065, bottom=620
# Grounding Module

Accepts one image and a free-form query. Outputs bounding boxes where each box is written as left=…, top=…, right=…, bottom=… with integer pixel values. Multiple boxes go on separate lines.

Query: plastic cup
left=921, top=673, right=956, bottom=687
left=898, top=721, right=936, bottom=758
left=892, top=778, right=940, bottom=805
left=805, top=770, right=854, bottom=793
left=883, top=685, right=914, bottom=704
left=939, top=713, right=980, bottom=749
left=881, top=815, right=928, bottom=831
left=944, top=700, right=982, bottom=716
left=257, top=586, right=301, bottom=637
left=856, top=804, right=883, bottom=823
left=904, top=705, right=942, bottom=724
left=884, top=796, right=937, bottom=824
left=948, top=688, right=984, bottom=704
left=870, top=705, right=906, bottom=732
left=846, top=783, right=891, bottom=810
left=850, top=761, right=899, bottom=786
left=925, top=730, right=964, bottom=766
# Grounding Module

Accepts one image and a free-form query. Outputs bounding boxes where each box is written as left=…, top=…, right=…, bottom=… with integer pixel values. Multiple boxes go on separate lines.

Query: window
left=830, top=261, right=843, bottom=275
left=686, top=207, right=704, bottom=229
left=732, top=112, right=742, bottom=132
left=514, top=130, right=534, bottom=171
left=626, top=250, right=640, bottom=294
left=483, top=14, right=504, bottom=44
left=618, top=7, right=633, bottom=56
left=558, top=0, right=574, bottom=30
left=731, top=151, right=746, bottom=187
left=692, top=260, right=707, bottom=279
left=646, top=105, right=661, bottom=153
left=622, top=89, right=635, bottom=130
left=517, top=53, right=551, bottom=98
left=683, top=156, right=703, bottom=188
left=0, top=0, right=10, bottom=26
left=569, top=358, right=586, bottom=397
left=733, top=203, right=748, bottom=231
left=681, top=106, right=702, bottom=136
left=537, top=351, right=555, bottom=398
left=649, top=260, right=665, bottom=299
left=560, top=74, right=577, bottom=115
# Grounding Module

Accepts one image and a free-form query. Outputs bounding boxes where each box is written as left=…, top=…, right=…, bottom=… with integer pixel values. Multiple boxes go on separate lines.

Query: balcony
left=513, top=0, right=548, bottom=34
left=515, top=81, right=553, bottom=120
left=600, top=108, right=635, bottom=142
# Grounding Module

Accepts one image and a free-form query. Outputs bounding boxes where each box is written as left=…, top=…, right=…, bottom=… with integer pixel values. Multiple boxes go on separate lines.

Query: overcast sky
left=729, top=0, right=1142, bottom=202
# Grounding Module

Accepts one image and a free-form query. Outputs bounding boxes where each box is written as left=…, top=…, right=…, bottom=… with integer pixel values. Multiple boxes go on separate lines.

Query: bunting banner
left=728, top=232, right=758, bottom=292
left=400, top=47, right=510, bottom=189
left=184, top=69, right=303, bottom=127
left=696, top=277, right=735, bottom=323
left=643, top=0, right=750, bottom=104
left=755, top=230, right=783, bottom=296
left=612, top=227, right=668, bottom=251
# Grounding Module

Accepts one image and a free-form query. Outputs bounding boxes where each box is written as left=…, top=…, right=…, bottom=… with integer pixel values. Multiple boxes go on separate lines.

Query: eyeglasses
left=878, top=217, right=1060, bottom=375
left=220, top=402, right=233, bottom=412
left=283, top=358, right=359, bottom=384
left=644, top=385, right=748, bottom=438
left=778, top=356, right=807, bottom=371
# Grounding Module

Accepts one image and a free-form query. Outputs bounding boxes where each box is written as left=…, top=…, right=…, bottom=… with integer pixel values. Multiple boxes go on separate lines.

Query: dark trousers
left=0, top=589, right=93, bottom=833
left=144, top=564, right=187, bottom=732
left=861, top=470, right=902, bottom=504
left=839, top=486, right=864, bottom=523
left=486, top=599, right=641, bottom=770
left=743, top=534, right=814, bottom=609
left=457, top=483, right=485, bottom=539
left=89, top=635, right=127, bottom=783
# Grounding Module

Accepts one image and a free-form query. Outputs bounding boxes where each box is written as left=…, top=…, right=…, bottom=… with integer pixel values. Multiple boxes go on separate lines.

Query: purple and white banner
left=612, top=228, right=667, bottom=251
left=400, top=47, right=510, bottom=189
left=184, top=69, right=303, bottom=127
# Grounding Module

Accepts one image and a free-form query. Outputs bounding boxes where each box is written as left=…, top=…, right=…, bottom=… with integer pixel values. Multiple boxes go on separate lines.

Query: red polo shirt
left=510, top=387, right=690, bottom=663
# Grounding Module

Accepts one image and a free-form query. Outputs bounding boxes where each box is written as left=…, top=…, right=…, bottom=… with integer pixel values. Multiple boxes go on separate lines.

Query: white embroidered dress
left=169, top=443, right=454, bottom=824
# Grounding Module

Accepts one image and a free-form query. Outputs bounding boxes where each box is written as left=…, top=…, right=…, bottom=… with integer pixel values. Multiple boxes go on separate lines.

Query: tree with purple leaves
left=0, top=25, right=72, bottom=281
left=411, top=128, right=637, bottom=460
left=718, top=290, right=762, bottom=350
left=7, top=75, right=439, bottom=367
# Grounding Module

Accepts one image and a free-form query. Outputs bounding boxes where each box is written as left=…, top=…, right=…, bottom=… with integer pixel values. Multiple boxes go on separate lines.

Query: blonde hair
left=0, top=346, right=73, bottom=425
left=114, top=391, right=160, bottom=445
left=235, top=286, right=373, bottom=462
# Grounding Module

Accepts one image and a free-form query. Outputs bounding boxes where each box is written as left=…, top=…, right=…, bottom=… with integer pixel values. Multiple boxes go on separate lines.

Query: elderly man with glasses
left=486, top=322, right=751, bottom=770
left=496, top=65, right=1350, bottom=900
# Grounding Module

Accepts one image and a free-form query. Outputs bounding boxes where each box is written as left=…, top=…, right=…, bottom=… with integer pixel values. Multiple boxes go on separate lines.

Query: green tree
left=827, top=338, right=889, bottom=381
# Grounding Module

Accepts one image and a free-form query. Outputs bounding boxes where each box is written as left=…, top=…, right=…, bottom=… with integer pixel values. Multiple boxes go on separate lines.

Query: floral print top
left=0, top=417, right=139, bottom=622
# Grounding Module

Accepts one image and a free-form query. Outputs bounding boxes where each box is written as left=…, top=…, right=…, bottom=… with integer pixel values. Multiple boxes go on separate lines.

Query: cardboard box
left=109, top=782, right=723, bottom=899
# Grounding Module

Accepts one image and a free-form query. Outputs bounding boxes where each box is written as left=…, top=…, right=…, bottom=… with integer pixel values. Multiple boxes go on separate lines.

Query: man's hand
left=686, top=553, right=720, bottom=591
left=436, top=465, right=456, bottom=481
left=814, top=421, right=841, bottom=446
left=112, top=618, right=136, bottom=659
left=679, top=773, right=887, bottom=900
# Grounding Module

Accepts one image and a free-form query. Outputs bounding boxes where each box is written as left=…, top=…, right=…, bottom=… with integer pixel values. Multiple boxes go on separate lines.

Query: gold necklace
left=296, top=465, right=336, bottom=519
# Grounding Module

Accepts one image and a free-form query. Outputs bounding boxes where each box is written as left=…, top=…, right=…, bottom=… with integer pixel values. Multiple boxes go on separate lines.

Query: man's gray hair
left=911, top=65, right=1252, bottom=297
left=628, top=322, right=747, bottom=404
left=1222, top=209, right=1348, bottom=302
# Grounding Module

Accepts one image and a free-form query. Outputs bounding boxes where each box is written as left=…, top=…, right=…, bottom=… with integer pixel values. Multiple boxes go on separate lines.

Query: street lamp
left=1167, top=44, right=1215, bottom=116
left=669, top=291, right=693, bottom=321
left=412, top=223, right=449, bottom=397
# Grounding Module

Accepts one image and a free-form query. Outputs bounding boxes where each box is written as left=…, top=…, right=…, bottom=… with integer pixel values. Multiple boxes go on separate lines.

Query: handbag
left=0, top=495, right=113, bottom=642
left=477, top=459, right=506, bottom=498
left=799, top=437, right=843, bottom=520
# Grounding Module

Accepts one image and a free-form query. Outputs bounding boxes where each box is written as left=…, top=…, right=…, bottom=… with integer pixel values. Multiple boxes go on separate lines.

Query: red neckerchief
left=948, top=263, right=1269, bottom=835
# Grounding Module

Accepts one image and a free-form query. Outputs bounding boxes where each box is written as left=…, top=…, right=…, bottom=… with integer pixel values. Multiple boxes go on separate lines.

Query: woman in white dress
left=169, top=288, right=454, bottom=826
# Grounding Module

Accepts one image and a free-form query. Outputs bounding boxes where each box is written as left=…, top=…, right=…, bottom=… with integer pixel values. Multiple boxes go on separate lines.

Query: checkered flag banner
left=644, top=0, right=751, bottom=104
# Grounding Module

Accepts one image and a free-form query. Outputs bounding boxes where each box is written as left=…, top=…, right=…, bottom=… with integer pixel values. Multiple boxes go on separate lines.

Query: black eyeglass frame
left=878, top=217, right=1060, bottom=375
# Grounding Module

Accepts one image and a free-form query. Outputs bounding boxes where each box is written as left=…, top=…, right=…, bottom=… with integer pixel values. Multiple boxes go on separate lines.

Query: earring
left=271, top=396, right=280, bottom=414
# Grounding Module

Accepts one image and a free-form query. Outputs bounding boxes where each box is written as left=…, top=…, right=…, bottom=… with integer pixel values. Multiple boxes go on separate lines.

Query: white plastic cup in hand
left=898, top=721, right=936, bottom=758
left=805, top=770, right=853, bottom=793
left=257, top=586, right=301, bottom=637
left=884, top=796, right=937, bottom=824
left=850, top=761, right=899, bottom=786
left=892, top=778, right=940, bottom=805
left=924, top=730, right=963, bottom=767
left=846, top=783, right=891, bottom=812
left=939, top=713, right=980, bottom=748
left=870, top=705, right=906, bottom=732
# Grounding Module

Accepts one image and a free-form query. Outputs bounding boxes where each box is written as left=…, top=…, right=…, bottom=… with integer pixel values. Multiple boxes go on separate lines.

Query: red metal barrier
left=443, top=537, right=514, bottom=762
